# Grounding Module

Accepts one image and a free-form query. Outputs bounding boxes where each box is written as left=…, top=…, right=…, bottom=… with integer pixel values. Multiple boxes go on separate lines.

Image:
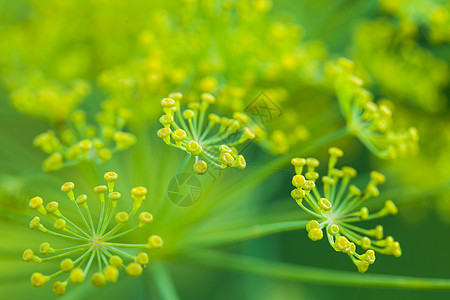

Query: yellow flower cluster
left=96, top=0, right=327, bottom=138
left=157, top=93, right=264, bottom=175
left=379, top=0, right=450, bottom=43
left=6, top=72, right=89, bottom=123
left=327, top=58, right=419, bottom=159
left=23, top=172, right=163, bottom=296
left=290, top=147, right=401, bottom=273
left=33, top=109, right=136, bottom=172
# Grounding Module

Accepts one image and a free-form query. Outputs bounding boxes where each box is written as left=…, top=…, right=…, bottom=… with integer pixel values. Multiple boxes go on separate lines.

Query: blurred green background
left=0, top=0, right=449, bottom=299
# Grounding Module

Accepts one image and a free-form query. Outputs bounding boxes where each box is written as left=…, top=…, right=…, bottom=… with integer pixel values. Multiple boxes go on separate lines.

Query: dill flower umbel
left=157, top=92, right=264, bottom=175
left=290, top=147, right=401, bottom=273
left=33, top=109, right=136, bottom=172
left=327, top=58, right=419, bottom=159
left=7, top=72, right=90, bottom=124
left=23, top=171, right=163, bottom=296
left=379, top=0, right=450, bottom=43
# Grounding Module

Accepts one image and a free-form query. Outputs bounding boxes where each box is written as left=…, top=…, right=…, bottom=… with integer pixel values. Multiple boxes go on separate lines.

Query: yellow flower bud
left=61, top=182, right=75, bottom=193
left=159, top=114, right=174, bottom=127
left=306, top=158, right=319, bottom=168
left=235, top=155, right=246, bottom=170
left=30, top=272, right=48, bottom=288
left=46, top=201, right=59, bottom=214
left=115, top=212, right=129, bottom=224
left=126, top=263, right=143, bottom=278
left=219, top=145, right=232, bottom=153
left=302, top=180, right=315, bottom=191
left=29, top=216, right=41, bottom=230
left=23, top=249, right=34, bottom=262
left=54, top=219, right=66, bottom=230
left=161, top=98, right=175, bottom=108
left=342, top=166, right=357, bottom=178
left=362, top=249, right=376, bottom=264
left=114, top=132, right=136, bottom=150
left=370, top=171, right=386, bottom=184
left=108, top=192, right=121, bottom=202
left=308, top=228, right=323, bottom=241
left=139, top=212, right=153, bottom=226
left=29, top=197, right=43, bottom=210
left=220, top=152, right=234, bottom=167
left=349, top=185, right=361, bottom=196
left=360, top=207, right=369, bottom=220
left=148, top=235, right=164, bottom=249
left=327, top=224, right=340, bottom=236
left=172, top=128, right=186, bottom=142
left=305, top=172, right=319, bottom=181
left=193, top=160, right=208, bottom=175
left=391, top=242, right=402, bottom=257
left=109, top=255, right=123, bottom=268
left=169, top=92, right=183, bottom=101
left=71, top=268, right=85, bottom=284
left=182, top=109, right=195, bottom=120
left=328, top=147, right=344, bottom=157
left=135, top=252, right=149, bottom=265
left=318, top=198, right=332, bottom=211
left=361, top=237, right=371, bottom=249
left=104, top=266, right=119, bottom=283
left=94, top=185, right=107, bottom=193
left=306, top=220, right=320, bottom=232
left=104, top=171, right=118, bottom=182
left=384, top=200, right=398, bottom=215
left=291, top=158, right=306, bottom=167
left=52, top=281, right=66, bottom=296
left=291, top=188, right=306, bottom=201
left=76, top=194, right=87, bottom=205
left=355, top=260, right=369, bottom=273
left=201, top=93, right=215, bottom=104
left=60, top=258, right=74, bottom=272
left=186, top=141, right=203, bottom=156
left=91, top=272, right=106, bottom=288
left=292, top=175, right=305, bottom=188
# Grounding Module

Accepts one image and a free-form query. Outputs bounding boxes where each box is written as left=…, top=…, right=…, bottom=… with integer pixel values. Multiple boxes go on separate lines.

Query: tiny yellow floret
left=91, top=272, right=106, bottom=288
left=60, top=258, right=74, bottom=272
left=104, top=266, right=119, bottom=283
left=126, top=262, right=143, bottom=278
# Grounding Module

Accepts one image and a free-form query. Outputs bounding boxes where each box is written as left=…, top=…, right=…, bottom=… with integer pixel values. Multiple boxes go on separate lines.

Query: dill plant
left=0, top=0, right=449, bottom=299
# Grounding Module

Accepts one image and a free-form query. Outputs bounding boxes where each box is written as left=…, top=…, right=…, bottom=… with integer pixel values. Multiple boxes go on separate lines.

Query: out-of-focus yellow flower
left=7, top=72, right=89, bottom=123
left=33, top=109, right=135, bottom=172
left=326, top=58, right=419, bottom=159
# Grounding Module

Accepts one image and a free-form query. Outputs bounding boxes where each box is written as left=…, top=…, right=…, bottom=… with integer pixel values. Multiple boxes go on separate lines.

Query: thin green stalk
left=149, top=262, right=180, bottom=300
left=185, top=220, right=308, bottom=247
left=184, top=250, right=450, bottom=290
left=157, top=155, right=193, bottom=222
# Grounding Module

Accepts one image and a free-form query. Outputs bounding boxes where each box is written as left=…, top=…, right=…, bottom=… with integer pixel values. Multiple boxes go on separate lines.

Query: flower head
left=290, top=147, right=401, bottom=273
left=379, top=0, right=450, bottom=43
left=23, top=172, right=162, bottom=296
left=34, top=109, right=136, bottom=172
left=7, top=72, right=89, bottom=123
left=327, top=58, right=419, bottom=159
left=157, top=92, right=264, bottom=175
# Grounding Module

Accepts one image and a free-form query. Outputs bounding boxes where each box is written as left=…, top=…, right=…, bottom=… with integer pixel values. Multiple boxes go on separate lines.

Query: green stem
left=149, top=262, right=180, bottom=300
left=185, top=220, right=308, bottom=247
left=184, top=250, right=450, bottom=290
